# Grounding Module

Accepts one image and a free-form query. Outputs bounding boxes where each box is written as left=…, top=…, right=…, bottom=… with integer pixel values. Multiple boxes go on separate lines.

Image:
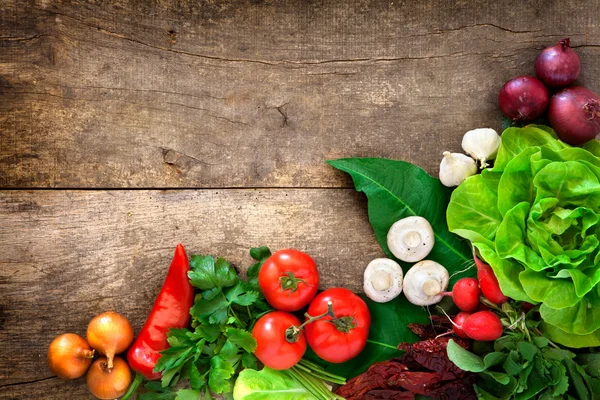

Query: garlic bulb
left=461, top=128, right=501, bottom=169
left=439, top=151, right=477, bottom=187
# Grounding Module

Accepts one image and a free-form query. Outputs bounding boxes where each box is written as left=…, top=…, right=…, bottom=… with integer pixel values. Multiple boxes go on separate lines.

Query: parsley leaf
left=226, top=328, right=257, bottom=353
left=189, top=255, right=237, bottom=290
left=208, top=356, right=235, bottom=393
left=174, top=389, right=202, bottom=400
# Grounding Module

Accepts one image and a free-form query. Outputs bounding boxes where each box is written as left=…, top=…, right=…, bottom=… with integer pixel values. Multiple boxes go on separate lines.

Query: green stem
left=367, top=339, right=399, bottom=350
left=297, top=359, right=346, bottom=385
left=291, top=367, right=330, bottom=400
left=121, top=372, right=144, bottom=400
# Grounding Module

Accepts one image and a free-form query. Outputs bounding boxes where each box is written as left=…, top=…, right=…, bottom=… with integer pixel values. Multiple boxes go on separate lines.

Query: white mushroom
left=387, top=216, right=435, bottom=262
left=402, top=260, right=449, bottom=306
left=363, top=258, right=404, bottom=303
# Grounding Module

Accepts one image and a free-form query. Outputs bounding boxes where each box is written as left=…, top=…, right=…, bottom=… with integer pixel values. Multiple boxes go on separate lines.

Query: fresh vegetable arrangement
left=47, top=37, right=600, bottom=400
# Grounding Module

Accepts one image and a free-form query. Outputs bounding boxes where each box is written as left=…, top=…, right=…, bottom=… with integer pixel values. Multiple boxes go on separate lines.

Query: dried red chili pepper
left=336, top=320, right=477, bottom=400
left=126, top=244, right=194, bottom=383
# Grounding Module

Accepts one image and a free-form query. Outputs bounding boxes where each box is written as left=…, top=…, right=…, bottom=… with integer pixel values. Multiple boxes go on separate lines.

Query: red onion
left=548, top=86, right=600, bottom=145
left=535, top=38, right=581, bottom=88
left=498, top=76, right=549, bottom=122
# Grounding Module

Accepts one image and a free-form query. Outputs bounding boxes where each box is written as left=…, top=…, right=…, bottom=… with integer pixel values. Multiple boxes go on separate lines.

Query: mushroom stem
left=403, top=231, right=422, bottom=248
left=371, top=271, right=392, bottom=291
left=422, top=279, right=442, bottom=296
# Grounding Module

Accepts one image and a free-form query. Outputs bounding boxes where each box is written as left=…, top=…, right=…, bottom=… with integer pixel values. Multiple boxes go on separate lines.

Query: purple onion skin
left=548, top=87, right=600, bottom=145
left=535, top=38, right=581, bottom=88
left=498, top=76, right=549, bottom=122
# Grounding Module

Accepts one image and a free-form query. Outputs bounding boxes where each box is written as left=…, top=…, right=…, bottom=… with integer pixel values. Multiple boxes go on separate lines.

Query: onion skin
left=498, top=76, right=549, bottom=122
left=47, top=333, right=94, bottom=379
left=535, top=38, right=581, bottom=88
left=548, top=86, right=600, bottom=145
left=87, top=311, right=134, bottom=369
left=87, top=356, right=132, bottom=400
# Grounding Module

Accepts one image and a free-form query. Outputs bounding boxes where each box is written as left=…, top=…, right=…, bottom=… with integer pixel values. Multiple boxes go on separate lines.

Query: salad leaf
left=233, top=367, right=340, bottom=400
left=447, top=126, right=600, bottom=346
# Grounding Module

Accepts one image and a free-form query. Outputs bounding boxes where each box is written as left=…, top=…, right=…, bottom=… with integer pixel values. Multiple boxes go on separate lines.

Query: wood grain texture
left=0, top=189, right=383, bottom=397
left=2, top=0, right=599, bottom=187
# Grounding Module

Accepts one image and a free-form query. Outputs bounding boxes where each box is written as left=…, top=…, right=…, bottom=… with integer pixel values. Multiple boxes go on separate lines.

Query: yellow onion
left=86, top=311, right=134, bottom=369
left=47, top=333, right=94, bottom=379
left=86, top=356, right=132, bottom=399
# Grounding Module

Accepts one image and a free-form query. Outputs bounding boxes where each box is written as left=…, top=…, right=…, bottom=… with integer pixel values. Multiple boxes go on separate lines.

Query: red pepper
left=127, top=244, right=194, bottom=380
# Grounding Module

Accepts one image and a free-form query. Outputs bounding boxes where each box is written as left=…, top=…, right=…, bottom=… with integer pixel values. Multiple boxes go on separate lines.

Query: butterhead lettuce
left=447, top=125, right=600, bottom=347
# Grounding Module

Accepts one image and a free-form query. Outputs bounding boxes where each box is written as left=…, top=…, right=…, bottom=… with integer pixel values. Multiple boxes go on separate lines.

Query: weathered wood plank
left=0, top=189, right=384, bottom=396
left=1, top=0, right=598, bottom=187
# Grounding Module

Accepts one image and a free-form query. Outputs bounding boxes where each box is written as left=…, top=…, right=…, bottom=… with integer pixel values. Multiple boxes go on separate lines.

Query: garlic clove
left=439, top=151, right=477, bottom=187
left=461, top=128, right=501, bottom=169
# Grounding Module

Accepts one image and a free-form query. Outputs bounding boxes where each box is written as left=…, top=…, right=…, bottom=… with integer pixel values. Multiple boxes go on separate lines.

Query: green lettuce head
left=447, top=125, right=600, bottom=347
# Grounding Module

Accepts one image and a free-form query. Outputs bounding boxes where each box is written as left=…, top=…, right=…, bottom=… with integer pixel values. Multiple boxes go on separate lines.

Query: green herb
left=447, top=125, right=600, bottom=347
left=147, top=249, right=272, bottom=398
left=447, top=301, right=600, bottom=399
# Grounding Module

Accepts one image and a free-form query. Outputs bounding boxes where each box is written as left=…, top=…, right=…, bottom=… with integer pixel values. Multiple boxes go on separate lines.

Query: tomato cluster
left=252, top=249, right=371, bottom=370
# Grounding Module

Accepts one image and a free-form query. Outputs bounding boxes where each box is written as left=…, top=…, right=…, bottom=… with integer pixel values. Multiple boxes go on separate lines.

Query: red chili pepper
left=127, top=244, right=194, bottom=380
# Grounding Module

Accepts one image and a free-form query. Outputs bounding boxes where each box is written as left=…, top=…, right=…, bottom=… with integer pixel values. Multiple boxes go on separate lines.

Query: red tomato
left=251, top=311, right=306, bottom=370
left=304, top=288, right=371, bottom=363
left=258, top=249, right=319, bottom=312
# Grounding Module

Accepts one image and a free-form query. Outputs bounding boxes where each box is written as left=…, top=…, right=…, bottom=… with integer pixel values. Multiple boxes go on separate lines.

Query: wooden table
left=1, top=0, right=598, bottom=398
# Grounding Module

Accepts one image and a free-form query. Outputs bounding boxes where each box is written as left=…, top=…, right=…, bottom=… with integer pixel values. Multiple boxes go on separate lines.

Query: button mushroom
left=363, top=258, right=403, bottom=303
left=402, top=260, right=449, bottom=306
left=387, top=216, right=435, bottom=262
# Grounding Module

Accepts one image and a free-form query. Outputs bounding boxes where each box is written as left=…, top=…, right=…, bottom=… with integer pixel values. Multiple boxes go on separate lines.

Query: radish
left=474, top=254, right=508, bottom=304
left=462, top=311, right=503, bottom=341
left=444, top=278, right=481, bottom=312
left=453, top=312, right=471, bottom=339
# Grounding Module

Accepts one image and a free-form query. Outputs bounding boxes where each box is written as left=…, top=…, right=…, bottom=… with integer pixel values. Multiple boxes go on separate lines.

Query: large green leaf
left=328, top=158, right=473, bottom=279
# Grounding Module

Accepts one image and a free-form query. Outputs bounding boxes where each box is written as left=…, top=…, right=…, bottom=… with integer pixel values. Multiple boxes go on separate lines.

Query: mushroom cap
left=363, top=258, right=403, bottom=303
left=387, top=216, right=435, bottom=262
left=402, top=260, right=449, bottom=306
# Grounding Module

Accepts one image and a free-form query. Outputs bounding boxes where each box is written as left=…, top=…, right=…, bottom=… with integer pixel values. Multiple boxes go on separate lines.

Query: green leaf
left=140, top=382, right=177, bottom=400
left=517, top=341, right=538, bottom=362
left=189, top=363, right=205, bottom=390
left=483, top=371, right=510, bottom=385
left=241, top=352, right=258, bottom=370
left=446, top=339, right=486, bottom=372
left=247, top=247, right=271, bottom=290
left=576, top=353, right=600, bottom=378
left=191, top=296, right=229, bottom=325
left=196, top=324, right=222, bottom=342
left=250, top=246, right=272, bottom=262
left=565, top=358, right=591, bottom=400
left=219, top=340, right=239, bottom=360
left=225, top=281, right=259, bottom=307
left=233, top=368, right=313, bottom=399
left=483, top=352, right=506, bottom=369
left=503, top=350, right=524, bottom=376
left=328, top=158, right=473, bottom=281
left=174, top=389, right=202, bottom=400
left=155, top=346, right=194, bottom=373
left=188, top=255, right=237, bottom=290
left=226, top=328, right=257, bottom=353
left=541, top=321, right=600, bottom=348
left=305, top=293, right=428, bottom=379
left=166, top=328, right=193, bottom=347
left=208, top=356, right=234, bottom=394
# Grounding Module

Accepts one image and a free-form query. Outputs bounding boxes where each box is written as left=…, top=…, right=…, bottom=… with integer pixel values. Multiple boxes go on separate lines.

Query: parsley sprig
left=141, top=247, right=273, bottom=400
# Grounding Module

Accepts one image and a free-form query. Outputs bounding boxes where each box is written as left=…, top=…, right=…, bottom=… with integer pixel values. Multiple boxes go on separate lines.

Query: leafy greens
left=447, top=125, right=600, bottom=347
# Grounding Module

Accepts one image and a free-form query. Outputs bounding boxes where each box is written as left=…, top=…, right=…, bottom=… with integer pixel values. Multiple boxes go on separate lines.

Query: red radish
left=474, top=254, right=508, bottom=304
left=445, top=278, right=481, bottom=312
left=477, top=303, right=491, bottom=312
left=453, top=312, right=471, bottom=339
left=462, top=311, right=503, bottom=341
